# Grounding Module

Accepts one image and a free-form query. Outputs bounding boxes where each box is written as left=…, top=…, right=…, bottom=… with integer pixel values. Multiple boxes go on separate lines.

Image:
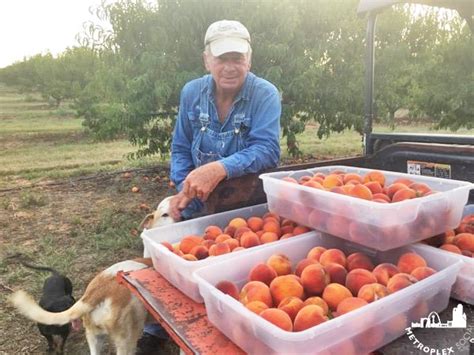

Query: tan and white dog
left=10, top=196, right=175, bottom=355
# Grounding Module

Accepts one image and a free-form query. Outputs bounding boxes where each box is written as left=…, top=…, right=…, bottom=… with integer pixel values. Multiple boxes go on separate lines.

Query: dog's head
left=139, top=196, right=175, bottom=230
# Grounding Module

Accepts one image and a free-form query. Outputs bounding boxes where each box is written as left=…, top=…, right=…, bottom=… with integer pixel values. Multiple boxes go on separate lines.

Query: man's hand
left=169, top=192, right=192, bottom=221
left=182, top=161, right=227, bottom=201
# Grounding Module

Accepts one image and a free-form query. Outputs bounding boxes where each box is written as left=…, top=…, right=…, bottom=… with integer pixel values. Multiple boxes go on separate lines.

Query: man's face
left=204, top=51, right=251, bottom=95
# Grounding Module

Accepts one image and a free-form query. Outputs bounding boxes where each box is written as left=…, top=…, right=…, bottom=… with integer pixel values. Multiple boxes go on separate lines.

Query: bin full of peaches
left=141, top=204, right=314, bottom=303
left=194, top=232, right=462, bottom=355
left=260, top=166, right=473, bottom=250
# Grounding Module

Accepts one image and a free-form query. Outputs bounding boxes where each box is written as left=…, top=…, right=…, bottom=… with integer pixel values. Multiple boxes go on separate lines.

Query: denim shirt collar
left=202, top=72, right=255, bottom=104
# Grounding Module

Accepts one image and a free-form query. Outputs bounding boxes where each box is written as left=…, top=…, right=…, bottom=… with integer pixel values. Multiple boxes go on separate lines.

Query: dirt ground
left=0, top=167, right=180, bottom=354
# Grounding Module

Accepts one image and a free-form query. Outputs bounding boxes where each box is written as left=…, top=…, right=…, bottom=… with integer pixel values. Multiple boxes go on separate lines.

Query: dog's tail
left=9, top=290, right=91, bottom=326
left=20, top=261, right=61, bottom=277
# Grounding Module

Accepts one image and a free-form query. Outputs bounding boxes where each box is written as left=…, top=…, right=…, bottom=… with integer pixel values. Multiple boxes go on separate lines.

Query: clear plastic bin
left=194, top=231, right=462, bottom=355
left=142, top=203, right=310, bottom=303
left=260, top=165, right=473, bottom=250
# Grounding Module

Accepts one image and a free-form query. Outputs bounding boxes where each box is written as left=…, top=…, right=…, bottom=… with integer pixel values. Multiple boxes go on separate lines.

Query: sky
left=0, top=0, right=114, bottom=68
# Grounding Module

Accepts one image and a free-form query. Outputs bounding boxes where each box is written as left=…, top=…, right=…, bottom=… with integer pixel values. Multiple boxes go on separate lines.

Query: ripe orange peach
left=223, top=225, right=237, bottom=238
left=160, top=241, right=174, bottom=252
left=249, top=263, right=278, bottom=286
left=293, top=225, right=311, bottom=235
left=386, top=273, right=417, bottom=293
left=343, top=173, right=363, bottom=184
left=179, top=235, right=203, bottom=254
left=295, top=258, right=319, bottom=277
left=208, top=242, right=231, bottom=256
left=280, top=233, right=294, bottom=240
left=260, top=232, right=279, bottom=244
left=204, top=225, right=223, bottom=240
left=267, top=254, right=292, bottom=276
left=322, top=283, right=352, bottom=311
left=293, top=305, right=328, bottom=331
left=440, top=243, right=462, bottom=254
left=234, top=226, right=252, bottom=241
left=190, top=245, right=209, bottom=260
left=201, top=239, right=216, bottom=250
left=247, top=216, right=264, bottom=232
left=228, top=217, right=248, bottom=229
left=372, top=263, right=400, bottom=286
left=411, top=266, right=436, bottom=281
left=363, top=170, right=386, bottom=187
left=303, top=180, right=325, bottom=189
left=269, top=275, right=305, bottom=305
left=357, top=283, right=389, bottom=303
left=364, top=181, right=383, bottom=194
left=263, top=221, right=281, bottom=236
left=330, top=186, right=347, bottom=195
left=391, top=188, right=417, bottom=203
left=319, top=248, right=347, bottom=268
left=280, top=224, right=294, bottom=236
left=348, top=184, right=373, bottom=200
left=336, top=297, right=368, bottom=316
left=278, top=296, right=305, bottom=321
left=224, top=238, right=240, bottom=251
left=454, top=233, right=474, bottom=253
left=263, top=212, right=281, bottom=222
left=260, top=308, right=293, bottom=331
left=323, top=174, right=344, bottom=189
left=240, top=231, right=261, bottom=249
left=323, top=263, right=347, bottom=285
left=301, top=264, right=330, bottom=296
left=303, top=297, right=329, bottom=315
left=307, top=246, right=327, bottom=262
left=372, top=193, right=391, bottom=202
left=346, top=252, right=374, bottom=271
left=397, top=252, right=427, bottom=274
left=457, top=214, right=474, bottom=234
left=240, top=281, right=273, bottom=307
left=393, top=177, right=415, bottom=187
left=282, top=176, right=298, bottom=184
left=298, top=175, right=313, bottom=184
left=215, top=280, right=240, bottom=300
left=386, top=183, right=409, bottom=199
left=246, top=300, right=269, bottom=315
left=182, top=254, right=198, bottom=261
left=215, top=233, right=232, bottom=243
left=345, top=268, right=377, bottom=296
left=409, top=182, right=432, bottom=197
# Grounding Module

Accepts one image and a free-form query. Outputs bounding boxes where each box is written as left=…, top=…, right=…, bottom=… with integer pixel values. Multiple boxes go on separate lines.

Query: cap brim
left=209, top=38, right=249, bottom=57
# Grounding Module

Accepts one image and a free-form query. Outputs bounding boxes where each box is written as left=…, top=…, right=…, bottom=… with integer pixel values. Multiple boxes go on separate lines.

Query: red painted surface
left=117, top=268, right=245, bottom=355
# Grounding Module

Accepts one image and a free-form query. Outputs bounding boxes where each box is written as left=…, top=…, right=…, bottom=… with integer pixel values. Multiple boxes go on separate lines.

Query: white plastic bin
left=142, top=203, right=311, bottom=303
left=260, top=165, right=472, bottom=250
left=195, top=231, right=462, bottom=355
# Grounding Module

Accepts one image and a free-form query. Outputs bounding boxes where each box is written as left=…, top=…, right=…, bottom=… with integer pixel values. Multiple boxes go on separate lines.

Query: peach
left=280, top=224, right=294, bottom=235
left=215, top=280, right=239, bottom=300
left=303, top=180, right=325, bottom=189
left=295, top=258, right=319, bottom=277
left=282, top=176, right=298, bottom=184
left=386, top=183, right=409, bottom=199
left=246, top=300, right=269, bottom=315
left=182, top=254, right=198, bottom=261
left=391, top=188, right=417, bottom=203
left=393, top=177, right=415, bottom=186
left=397, top=252, right=427, bottom=274
left=386, top=273, right=417, bottom=293
left=307, top=246, right=327, bottom=262
left=208, top=242, right=231, bottom=256
left=348, top=184, right=373, bottom=201
left=330, top=186, right=347, bottom=194
left=461, top=250, right=473, bottom=257
left=357, top=283, right=389, bottom=303
left=293, top=225, right=311, bottom=235
left=303, top=297, right=329, bottom=315
left=204, top=225, right=223, bottom=240
left=260, top=308, right=293, bottom=332
left=190, top=245, right=209, bottom=260
left=234, top=226, right=251, bottom=241
left=322, top=283, right=352, bottom=311
left=179, top=235, right=203, bottom=254
left=249, top=263, right=278, bottom=286
left=270, top=275, right=305, bottom=305
left=364, top=181, right=383, bottom=194
left=346, top=252, right=374, bottom=271
left=280, top=233, right=294, bottom=240
left=345, top=268, right=377, bottom=296
left=298, top=175, right=313, bottom=184
left=323, top=174, right=344, bottom=189
left=262, top=221, right=281, bottom=236
left=385, top=313, right=408, bottom=335
left=281, top=218, right=295, bottom=227
left=293, top=305, right=328, bottom=331
left=301, top=264, right=330, bottom=296
left=319, top=248, right=347, bottom=268
left=308, top=209, right=329, bottom=228
left=228, top=217, right=248, bottom=229
left=240, top=231, right=261, bottom=248
left=363, top=170, right=385, bottom=187
left=411, top=266, right=436, bottom=281
left=224, top=238, right=240, bottom=251
left=240, top=281, right=273, bottom=307
left=457, top=215, right=474, bottom=234
left=409, top=182, right=432, bottom=197
left=324, top=263, right=347, bottom=285
left=247, top=216, right=264, bottom=232
left=343, top=173, right=363, bottom=184
left=267, top=254, right=292, bottom=276
left=262, top=212, right=280, bottom=222
left=372, top=263, right=400, bottom=286
left=160, top=241, right=174, bottom=252
left=201, top=239, right=216, bottom=250
left=336, top=297, right=368, bottom=316
left=223, top=225, right=237, bottom=238
left=454, top=233, right=474, bottom=252
left=372, top=193, right=391, bottom=202
left=260, top=232, right=279, bottom=244
left=326, top=215, right=350, bottom=237
left=215, top=233, right=232, bottom=243
left=278, top=296, right=305, bottom=321
left=232, top=247, right=245, bottom=252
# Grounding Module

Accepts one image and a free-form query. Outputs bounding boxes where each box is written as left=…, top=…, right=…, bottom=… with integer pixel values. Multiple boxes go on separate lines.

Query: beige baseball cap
left=204, top=20, right=251, bottom=57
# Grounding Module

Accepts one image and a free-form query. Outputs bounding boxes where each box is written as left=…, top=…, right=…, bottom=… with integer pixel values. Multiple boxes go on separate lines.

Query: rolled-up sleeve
left=220, top=84, right=281, bottom=179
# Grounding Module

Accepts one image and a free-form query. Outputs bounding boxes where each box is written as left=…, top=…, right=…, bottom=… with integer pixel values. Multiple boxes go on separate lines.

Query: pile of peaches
left=215, top=247, right=436, bottom=333
left=424, top=213, right=474, bottom=257
left=282, top=169, right=435, bottom=203
left=160, top=212, right=311, bottom=261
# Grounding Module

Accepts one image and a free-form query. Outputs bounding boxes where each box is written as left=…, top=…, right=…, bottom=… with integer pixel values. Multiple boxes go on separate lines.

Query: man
left=169, top=19, right=281, bottom=221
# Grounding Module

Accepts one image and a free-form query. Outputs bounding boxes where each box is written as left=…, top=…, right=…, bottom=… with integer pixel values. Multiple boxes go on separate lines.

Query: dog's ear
left=138, top=213, right=155, bottom=231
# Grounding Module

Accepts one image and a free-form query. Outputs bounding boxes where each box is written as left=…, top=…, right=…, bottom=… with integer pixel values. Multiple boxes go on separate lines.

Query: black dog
left=21, top=262, right=76, bottom=354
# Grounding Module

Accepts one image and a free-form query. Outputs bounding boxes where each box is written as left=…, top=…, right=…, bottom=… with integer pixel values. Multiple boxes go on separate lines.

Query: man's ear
left=203, top=52, right=210, bottom=71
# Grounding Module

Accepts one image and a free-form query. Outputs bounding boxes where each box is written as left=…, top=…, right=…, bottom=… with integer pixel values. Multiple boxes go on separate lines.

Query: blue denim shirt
left=170, top=72, right=281, bottom=218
